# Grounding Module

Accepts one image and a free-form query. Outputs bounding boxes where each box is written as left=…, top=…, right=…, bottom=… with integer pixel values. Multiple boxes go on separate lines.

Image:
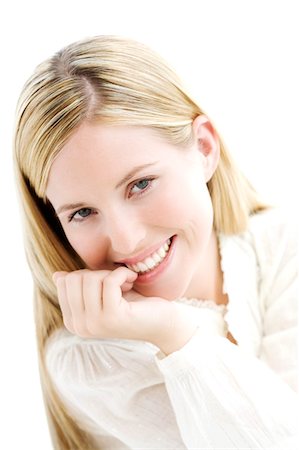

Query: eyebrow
left=55, top=162, right=159, bottom=216
left=56, top=202, right=89, bottom=216
left=115, top=162, right=159, bottom=189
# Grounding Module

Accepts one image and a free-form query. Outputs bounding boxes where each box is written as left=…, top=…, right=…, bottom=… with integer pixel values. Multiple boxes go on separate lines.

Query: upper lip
left=116, top=237, right=172, bottom=266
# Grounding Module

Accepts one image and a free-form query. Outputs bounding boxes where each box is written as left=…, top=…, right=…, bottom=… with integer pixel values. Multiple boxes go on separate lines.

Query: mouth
left=125, top=237, right=172, bottom=274
left=121, top=235, right=176, bottom=284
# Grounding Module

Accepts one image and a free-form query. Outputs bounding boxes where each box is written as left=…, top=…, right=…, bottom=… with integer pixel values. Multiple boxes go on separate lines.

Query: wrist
left=151, top=299, right=227, bottom=355
left=150, top=303, right=198, bottom=355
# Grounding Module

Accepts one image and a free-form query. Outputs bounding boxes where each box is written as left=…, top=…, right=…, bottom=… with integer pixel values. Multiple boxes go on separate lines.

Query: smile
left=125, top=239, right=171, bottom=274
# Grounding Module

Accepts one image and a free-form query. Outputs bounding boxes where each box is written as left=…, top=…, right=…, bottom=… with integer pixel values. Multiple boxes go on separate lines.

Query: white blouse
left=46, top=208, right=298, bottom=449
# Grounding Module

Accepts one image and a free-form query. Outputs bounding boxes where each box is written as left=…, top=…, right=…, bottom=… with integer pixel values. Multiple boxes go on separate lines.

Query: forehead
left=45, top=122, right=181, bottom=199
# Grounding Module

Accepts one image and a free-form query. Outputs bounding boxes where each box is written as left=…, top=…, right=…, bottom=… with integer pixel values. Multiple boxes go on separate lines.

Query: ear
left=192, top=115, right=220, bottom=182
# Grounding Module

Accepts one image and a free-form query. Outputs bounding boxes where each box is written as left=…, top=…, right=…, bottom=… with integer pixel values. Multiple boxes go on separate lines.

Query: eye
left=68, top=207, right=93, bottom=223
left=129, top=178, right=153, bottom=197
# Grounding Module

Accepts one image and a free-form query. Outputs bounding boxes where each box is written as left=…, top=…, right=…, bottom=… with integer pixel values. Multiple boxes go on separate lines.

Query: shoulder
left=221, top=207, right=297, bottom=264
left=245, top=207, right=297, bottom=274
left=247, top=207, right=297, bottom=246
left=219, top=207, right=297, bottom=310
left=242, top=208, right=297, bottom=318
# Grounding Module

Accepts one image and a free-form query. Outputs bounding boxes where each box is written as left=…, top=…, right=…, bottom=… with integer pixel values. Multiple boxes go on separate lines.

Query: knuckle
left=86, top=271, right=103, bottom=283
left=66, top=271, right=81, bottom=283
left=103, top=272, right=117, bottom=286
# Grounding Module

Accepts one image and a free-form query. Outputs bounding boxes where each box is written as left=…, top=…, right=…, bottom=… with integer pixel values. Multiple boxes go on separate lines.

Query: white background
left=0, top=1, right=298, bottom=448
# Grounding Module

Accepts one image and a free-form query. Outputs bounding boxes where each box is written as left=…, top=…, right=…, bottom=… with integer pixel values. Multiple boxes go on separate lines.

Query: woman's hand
left=53, top=267, right=198, bottom=354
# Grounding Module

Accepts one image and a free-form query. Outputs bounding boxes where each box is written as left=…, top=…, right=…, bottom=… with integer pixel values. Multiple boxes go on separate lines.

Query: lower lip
left=134, top=235, right=176, bottom=284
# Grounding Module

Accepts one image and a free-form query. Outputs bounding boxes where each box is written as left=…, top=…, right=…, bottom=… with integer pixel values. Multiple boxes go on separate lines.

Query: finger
left=121, top=274, right=138, bottom=293
left=82, top=269, right=113, bottom=311
left=82, top=271, right=104, bottom=321
left=102, top=267, right=137, bottom=313
left=55, top=275, right=73, bottom=332
left=52, top=271, right=68, bottom=285
left=64, top=272, right=85, bottom=333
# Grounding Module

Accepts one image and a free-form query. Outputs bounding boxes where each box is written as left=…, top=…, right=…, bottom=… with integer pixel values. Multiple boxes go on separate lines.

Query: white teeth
left=144, top=257, right=156, bottom=269
left=126, top=239, right=172, bottom=274
left=152, top=252, right=161, bottom=263
left=157, top=247, right=166, bottom=258
left=136, top=262, right=148, bottom=272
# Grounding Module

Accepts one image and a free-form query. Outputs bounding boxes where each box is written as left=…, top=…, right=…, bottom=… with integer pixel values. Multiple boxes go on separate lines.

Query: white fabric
left=46, top=208, right=298, bottom=449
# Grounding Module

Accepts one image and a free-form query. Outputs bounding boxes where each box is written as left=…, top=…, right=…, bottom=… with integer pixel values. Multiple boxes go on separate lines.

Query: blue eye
left=132, top=179, right=149, bottom=191
left=130, top=178, right=152, bottom=196
left=68, top=208, right=92, bottom=222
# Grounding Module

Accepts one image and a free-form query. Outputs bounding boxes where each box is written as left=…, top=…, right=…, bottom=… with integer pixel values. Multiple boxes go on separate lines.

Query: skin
left=47, top=115, right=228, bottom=354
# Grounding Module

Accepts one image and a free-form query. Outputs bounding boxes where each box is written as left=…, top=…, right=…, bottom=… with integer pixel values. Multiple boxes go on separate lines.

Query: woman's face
left=46, top=119, right=220, bottom=300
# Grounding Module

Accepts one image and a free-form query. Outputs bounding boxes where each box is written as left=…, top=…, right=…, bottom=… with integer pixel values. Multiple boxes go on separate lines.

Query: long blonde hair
left=14, top=35, right=266, bottom=449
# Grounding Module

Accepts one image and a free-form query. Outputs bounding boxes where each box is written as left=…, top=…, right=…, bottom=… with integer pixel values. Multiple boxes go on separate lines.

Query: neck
left=184, top=230, right=228, bottom=306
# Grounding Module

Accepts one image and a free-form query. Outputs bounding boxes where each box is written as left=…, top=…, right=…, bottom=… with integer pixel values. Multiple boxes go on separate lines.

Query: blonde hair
left=14, top=35, right=266, bottom=449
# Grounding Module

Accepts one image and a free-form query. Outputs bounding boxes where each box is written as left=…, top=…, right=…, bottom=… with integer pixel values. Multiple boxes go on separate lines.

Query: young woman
left=14, top=35, right=297, bottom=449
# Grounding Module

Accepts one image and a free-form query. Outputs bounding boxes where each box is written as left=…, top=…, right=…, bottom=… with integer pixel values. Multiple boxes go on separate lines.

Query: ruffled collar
left=175, top=297, right=227, bottom=314
left=175, top=231, right=262, bottom=356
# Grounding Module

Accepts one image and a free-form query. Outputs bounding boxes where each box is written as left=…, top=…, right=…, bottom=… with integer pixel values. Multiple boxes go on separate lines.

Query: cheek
left=65, top=231, right=107, bottom=269
left=149, top=179, right=213, bottom=230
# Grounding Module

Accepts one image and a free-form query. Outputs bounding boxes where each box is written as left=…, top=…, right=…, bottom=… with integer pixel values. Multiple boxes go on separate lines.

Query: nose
left=104, top=207, right=146, bottom=257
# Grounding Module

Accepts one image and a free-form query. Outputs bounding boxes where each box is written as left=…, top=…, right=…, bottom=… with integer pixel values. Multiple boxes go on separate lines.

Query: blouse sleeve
left=155, top=213, right=298, bottom=450
left=156, top=333, right=298, bottom=449
left=45, top=332, right=185, bottom=448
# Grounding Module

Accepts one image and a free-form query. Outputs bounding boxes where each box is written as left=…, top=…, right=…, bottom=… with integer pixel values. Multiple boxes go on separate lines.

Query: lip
left=134, top=235, right=176, bottom=284
left=117, top=237, right=172, bottom=266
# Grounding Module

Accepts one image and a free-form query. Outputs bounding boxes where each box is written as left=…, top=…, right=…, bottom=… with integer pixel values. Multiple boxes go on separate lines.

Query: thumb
left=121, top=270, right=138, bottom=293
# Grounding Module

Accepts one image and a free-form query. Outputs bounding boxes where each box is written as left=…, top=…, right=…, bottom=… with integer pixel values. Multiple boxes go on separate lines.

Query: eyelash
left=67, top=177, right=155, bottom=223
left=128, top=177, right=155, bottom=198
left=67, top=208, right=95, bottom=223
